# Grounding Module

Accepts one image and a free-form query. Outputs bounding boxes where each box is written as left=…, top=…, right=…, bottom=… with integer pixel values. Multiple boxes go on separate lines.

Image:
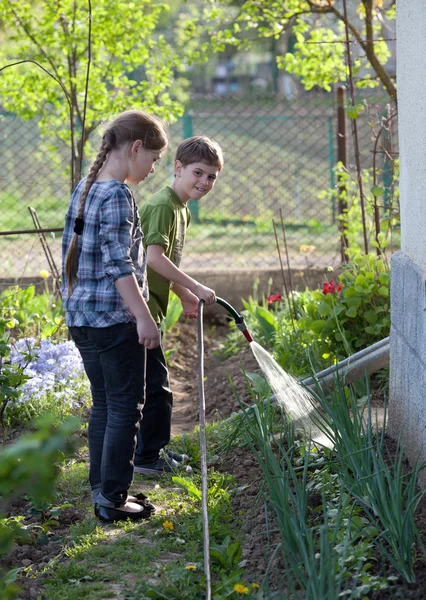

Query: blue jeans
left=69, top=322, right=146, bottom=507
left=134, top=328, right=173, bottom=465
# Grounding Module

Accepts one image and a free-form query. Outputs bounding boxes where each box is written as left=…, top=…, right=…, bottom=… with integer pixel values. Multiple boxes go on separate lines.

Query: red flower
left=267, top=294, right=283, bottom=304
left=323, top=280, right=343, bottom=295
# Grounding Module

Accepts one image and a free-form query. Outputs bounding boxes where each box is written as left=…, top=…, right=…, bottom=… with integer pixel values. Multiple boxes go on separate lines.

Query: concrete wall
left=0, top=266, right=333, bottom=318
left=389, top=0, right=426, bottom=479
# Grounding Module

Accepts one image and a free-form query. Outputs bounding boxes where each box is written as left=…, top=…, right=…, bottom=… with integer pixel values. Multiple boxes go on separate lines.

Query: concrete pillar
left=389, top=1, right=426, bottom=477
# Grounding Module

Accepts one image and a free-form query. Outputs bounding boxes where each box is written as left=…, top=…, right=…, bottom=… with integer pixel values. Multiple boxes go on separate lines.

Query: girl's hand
left=194, top=283, right=216, bottom=305
left=136, top=317, right=160, bottom=349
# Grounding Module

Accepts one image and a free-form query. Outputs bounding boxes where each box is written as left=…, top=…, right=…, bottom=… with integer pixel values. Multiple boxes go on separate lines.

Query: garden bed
left=2, top=318, right=426, bottom=599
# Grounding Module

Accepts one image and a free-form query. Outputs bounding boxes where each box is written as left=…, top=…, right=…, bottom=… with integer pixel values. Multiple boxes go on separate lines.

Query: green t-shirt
left=140, top=186, right=191, bottom=322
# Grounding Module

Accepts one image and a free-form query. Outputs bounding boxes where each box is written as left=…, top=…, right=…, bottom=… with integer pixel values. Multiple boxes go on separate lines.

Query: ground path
left=166, top=319, right=259, bottom=435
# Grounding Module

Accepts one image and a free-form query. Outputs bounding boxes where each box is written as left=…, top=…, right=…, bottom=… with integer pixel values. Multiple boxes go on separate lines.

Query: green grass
left=35, top=424, right=259, bottom=600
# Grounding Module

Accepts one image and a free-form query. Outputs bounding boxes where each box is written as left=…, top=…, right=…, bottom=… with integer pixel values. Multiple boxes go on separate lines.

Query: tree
left=182, top=0, right=397, bottom=102
left=0, top=0, right=191, bottom=188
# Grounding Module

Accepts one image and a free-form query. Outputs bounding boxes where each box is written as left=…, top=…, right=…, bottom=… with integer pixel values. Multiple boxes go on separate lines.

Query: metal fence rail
left=0, top=92, right=398, bottom=280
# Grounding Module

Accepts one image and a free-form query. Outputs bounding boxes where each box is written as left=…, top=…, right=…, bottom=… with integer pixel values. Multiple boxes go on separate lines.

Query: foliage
left=180, top=0, right=396, bottom=101
left=218, top=252, right=390, bottom=375
left=311, top=378, right=425, bottom=583
left=233, top=375, right=421, bottom=597
left=0, top=285, right=66, bottom=340
left=319, top=160, right=400, bottom=256
left=295, top=251, right=390, bottom=355
left=0, top=415, right=80, bottom=598
left=0, top=0, right=191, bottom=185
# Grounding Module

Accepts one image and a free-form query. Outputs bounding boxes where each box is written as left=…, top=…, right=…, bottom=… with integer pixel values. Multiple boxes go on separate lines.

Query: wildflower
left=185, top=564, right=196, bottom=570
left=322, top=282, right=330, bottom=295
left=234, top=584, right=249, bottom=594
left=325, top=266, right=334, bottom=273
left=162, top=520, right=174, bottom=531
left=251, top=583, right=260, bottom=589
left=299, top=244, right=316, bottom=253
left=337, top=283, right=343, bottom=292
left=40, top=270, right=49, bottom=279
left=267, top=294, right=283, bottom=304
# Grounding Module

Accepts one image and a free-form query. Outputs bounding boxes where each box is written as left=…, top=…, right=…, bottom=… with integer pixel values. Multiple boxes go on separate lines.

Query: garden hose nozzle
left=215, top=297, right=253, bottom=344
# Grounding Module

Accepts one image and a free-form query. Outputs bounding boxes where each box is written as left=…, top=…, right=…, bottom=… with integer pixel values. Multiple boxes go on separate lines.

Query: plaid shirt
left=62, top=179, right=148, bottom=328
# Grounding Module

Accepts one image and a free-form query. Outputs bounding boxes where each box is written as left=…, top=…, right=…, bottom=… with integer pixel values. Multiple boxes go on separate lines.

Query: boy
left=134, top=136, right=224, bottom=475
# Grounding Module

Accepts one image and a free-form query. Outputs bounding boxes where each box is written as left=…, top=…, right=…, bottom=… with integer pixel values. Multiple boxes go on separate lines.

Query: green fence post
left=182, top=111, right=200, bottom=223
left=327, top=116, right=336, bottom=223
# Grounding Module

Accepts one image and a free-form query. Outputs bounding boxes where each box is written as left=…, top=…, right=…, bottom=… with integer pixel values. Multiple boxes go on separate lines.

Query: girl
left=62, top=110, right=168, bottom=523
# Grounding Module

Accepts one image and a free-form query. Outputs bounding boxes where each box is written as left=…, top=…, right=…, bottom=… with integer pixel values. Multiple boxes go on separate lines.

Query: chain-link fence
left=0, top=91, right=398, bottom=282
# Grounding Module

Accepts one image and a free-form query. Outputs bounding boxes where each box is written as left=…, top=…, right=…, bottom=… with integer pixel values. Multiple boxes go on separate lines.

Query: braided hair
left=65, top=110, right=168, bottom=292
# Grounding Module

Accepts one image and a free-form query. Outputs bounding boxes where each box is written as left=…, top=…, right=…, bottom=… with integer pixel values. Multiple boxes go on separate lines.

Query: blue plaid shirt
left=62, top=179, right=148, bottom=328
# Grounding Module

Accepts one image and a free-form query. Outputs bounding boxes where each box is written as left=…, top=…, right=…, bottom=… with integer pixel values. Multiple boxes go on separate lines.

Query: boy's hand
left=136, top=317, right=161, bottom=349
left=195, top=283, right=216, bottom=305
left=180, top=290, right=199, bottom=319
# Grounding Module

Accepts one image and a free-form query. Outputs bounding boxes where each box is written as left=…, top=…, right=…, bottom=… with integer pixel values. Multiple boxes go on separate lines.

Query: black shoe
left=165, top=449, right=190, bottom=463
left=94, top=501, right=152, bottom=523
left=129, top=492, right=156, bottom=514
left=134, top=456, right=180, bottom=475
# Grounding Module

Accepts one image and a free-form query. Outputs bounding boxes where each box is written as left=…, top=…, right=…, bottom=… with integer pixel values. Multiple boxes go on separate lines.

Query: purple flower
left=9, top=338, right=89, bottom=409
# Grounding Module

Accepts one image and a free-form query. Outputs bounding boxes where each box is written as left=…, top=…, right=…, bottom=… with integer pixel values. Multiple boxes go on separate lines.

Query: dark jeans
left=69, top=322, right=146, bottom=506
left=134, top=330, right=173, bottom=465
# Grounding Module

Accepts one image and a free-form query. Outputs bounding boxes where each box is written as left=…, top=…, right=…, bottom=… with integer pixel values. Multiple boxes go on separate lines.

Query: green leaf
left=364, top=310, right=378, bottom=324
left=171, top=477, right=201, bottom=500
left=371, top=185, right=384, bottom=196
left=310, top=319, right=327, bottom=334
left=318, top=303, right=332, bottom=317
left=378, top=286, right=389, bottom=297
left=346, top=306, right=358, bottom=318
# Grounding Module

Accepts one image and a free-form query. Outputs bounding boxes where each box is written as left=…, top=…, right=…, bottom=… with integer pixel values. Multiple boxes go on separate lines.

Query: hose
left=216, top=297, right=253, bottom=343
left=197, top=299, right=212, bottom=600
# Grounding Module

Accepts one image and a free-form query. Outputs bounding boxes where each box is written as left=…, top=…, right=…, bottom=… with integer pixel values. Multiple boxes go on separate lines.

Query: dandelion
left=267, top=293, right=283, bottom=304
left=233, top=584, right=249, bottom=594
left=162, top=520, right=174, bottom=531
left=185, top=564, right=196, bottom=570
left=40, top=270, right=49, bottom=279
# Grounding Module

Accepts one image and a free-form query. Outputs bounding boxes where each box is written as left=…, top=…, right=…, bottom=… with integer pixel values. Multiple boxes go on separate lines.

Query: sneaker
left=134, top=456, right=180, bottom=475
left=165, top=449, right=190, bottom=463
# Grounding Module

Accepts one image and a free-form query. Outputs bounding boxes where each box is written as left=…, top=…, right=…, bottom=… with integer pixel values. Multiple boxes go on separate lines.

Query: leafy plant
left=296, top=251, right=390, bottom=356
left=0, top=0, right=192, bottom=186
left=0, top=285, right=66, bottom=340
left=0, top=415, right=79, bottom=598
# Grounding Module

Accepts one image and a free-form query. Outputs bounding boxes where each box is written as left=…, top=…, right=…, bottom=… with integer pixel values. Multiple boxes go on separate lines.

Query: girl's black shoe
left=94, top=499, right=154, bottom=522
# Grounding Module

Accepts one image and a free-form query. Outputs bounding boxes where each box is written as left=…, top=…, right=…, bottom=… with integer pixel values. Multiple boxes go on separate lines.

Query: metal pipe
left=301, top=337, right=389, bottom=390
left=197, top=299, right=212, bottom=600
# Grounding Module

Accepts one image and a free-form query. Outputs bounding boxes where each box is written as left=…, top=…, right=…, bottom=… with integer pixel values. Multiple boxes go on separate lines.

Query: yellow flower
left=185, top=564, right=196, bottom=570
left=162, top=520, right=174, bottom=531
left=325, top=266, right=334, bottom=272
left=251, top=583, right=260, bottom=589
left=299, top=244, right=316, bottom=253
left=233, top=584, right=249, bottom=594
left=40, top=270, right=49, bottom=279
